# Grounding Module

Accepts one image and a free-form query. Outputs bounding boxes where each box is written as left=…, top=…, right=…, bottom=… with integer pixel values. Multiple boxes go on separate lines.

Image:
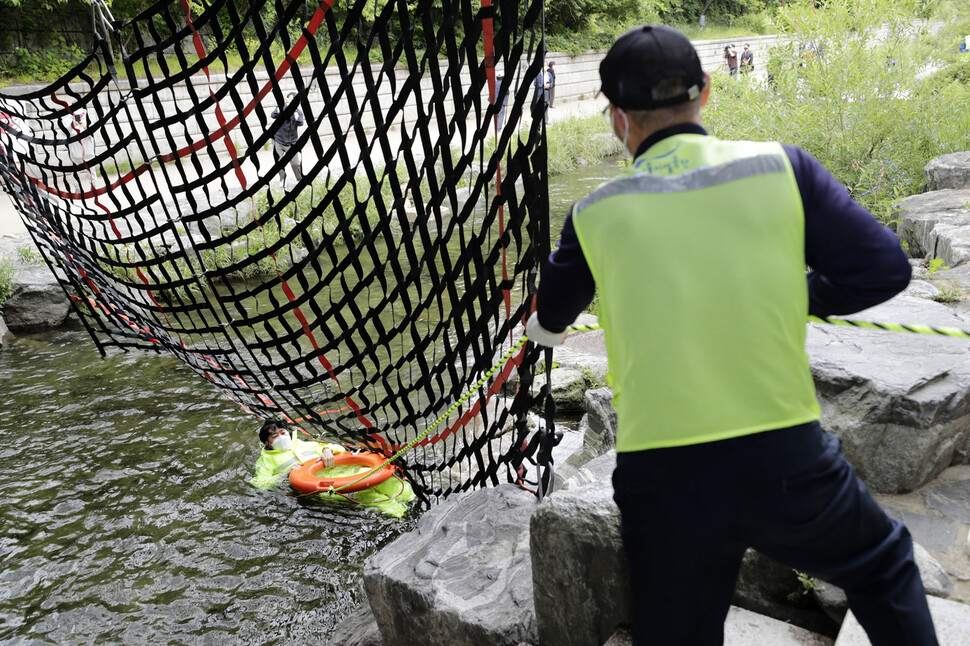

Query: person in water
left=250, top=419, right=415, bottom=518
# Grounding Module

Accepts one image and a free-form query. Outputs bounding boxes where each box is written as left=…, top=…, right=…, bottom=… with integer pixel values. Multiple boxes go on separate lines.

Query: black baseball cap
left=599, top=25, right=706, bottom=110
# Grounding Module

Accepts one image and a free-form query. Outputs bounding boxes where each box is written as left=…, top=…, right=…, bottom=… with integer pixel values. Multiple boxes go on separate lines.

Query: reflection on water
left=0, top=159, right=620, bottom=644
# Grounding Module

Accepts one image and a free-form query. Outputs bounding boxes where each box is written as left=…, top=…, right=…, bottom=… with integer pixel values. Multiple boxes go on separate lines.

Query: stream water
left=0, top=159, right=620, bottom=645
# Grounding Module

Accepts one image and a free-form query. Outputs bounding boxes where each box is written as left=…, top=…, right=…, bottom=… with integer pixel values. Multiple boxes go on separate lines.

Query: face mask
left=271, top=433, right=292, bottom=451
left=615, top=108, right=631, bottom=157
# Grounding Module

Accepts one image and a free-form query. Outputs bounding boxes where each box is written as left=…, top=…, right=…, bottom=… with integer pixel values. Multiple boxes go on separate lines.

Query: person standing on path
left=724, top=44, right=739, bottom=75
left=740, top=43, right=754, bottom=74
left=535, top=63, right=555, bottom=121
left=65, top=109, right=96, bottom=193
left=547, top=60, right=557, bottom=107
left=527, top=24, right=938, bottom=646
left=494, top=71, right=509, bottom=131
left=270, top=92, right=304, bottom=186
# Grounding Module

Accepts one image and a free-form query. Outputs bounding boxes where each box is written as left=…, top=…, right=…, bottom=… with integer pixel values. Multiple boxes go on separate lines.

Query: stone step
left=604, top=606, right=834, bottom=645
left=834, top=595, right=970, bottom=645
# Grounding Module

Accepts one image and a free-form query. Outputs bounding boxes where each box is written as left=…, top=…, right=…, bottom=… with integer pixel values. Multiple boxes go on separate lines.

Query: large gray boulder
left=363, top=484, right=537, bottom=646
left=895, top=188, right=970, bottom=266
left=807, top=295, right=970, bottom=493
left=530, top=472, right=628, bottom=646
left=2, top=264, right=71, bottom=331
left=0, top=314, right=9, bottom=347
left=924, top=152, right=970, bottom=191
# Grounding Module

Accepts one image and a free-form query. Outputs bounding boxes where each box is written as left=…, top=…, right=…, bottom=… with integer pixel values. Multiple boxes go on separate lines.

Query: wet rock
left=2, top=264, right=70, bottom=331
left=533, top=313, right=608, bottom=412
left=364, top=484, right=537, bottom=646
left=0, top=314, right=9, bottom=347
left=807, top=295, right=970, bottom=493
left=924, top=151, right=970, bottom=191
left=541, top=366, right=588, bottom=412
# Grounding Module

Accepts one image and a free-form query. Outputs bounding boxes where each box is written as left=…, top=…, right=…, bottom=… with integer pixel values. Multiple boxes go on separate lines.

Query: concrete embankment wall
left=547, top=33, right=784, bottom=103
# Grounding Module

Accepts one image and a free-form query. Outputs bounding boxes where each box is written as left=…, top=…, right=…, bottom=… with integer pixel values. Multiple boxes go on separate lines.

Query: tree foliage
left=703, top=0, right=970, bottom=223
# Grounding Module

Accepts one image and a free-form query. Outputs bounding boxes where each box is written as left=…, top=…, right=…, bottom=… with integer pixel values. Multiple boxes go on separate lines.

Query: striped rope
left=329, top=314, right=970, bottom=493
left=809, top=315, right=970, bottom=339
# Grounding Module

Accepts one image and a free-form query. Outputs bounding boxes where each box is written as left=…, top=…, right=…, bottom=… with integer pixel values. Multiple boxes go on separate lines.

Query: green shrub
left=0, top=258, right=15, bottom=309
left=545, top=114, right=622, bottom=175
left=703, top=0, right=970, bottom=223
left=0, top=39, right=84, bottom=84
left=16, top=245, right=42, bottom=265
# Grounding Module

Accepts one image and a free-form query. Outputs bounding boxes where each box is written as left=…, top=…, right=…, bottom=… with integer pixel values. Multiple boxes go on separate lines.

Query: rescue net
left=0, top=0, right=555, bottom=503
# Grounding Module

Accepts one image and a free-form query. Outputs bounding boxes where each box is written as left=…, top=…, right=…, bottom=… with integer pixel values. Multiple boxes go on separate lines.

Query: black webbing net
left=0, top=0, right=555, bottom=503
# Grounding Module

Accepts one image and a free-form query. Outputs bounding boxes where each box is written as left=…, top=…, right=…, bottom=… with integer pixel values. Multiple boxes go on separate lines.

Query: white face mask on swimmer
left=271, top=433, right=292, bottom=451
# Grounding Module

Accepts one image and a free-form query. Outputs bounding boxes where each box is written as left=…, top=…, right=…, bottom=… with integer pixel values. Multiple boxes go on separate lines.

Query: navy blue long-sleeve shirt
left=536, top=123, right=911, bottom=333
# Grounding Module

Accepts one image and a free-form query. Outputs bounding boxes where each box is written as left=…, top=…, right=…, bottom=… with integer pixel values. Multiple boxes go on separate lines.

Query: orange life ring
left=289, top=451, right=396, bottom=494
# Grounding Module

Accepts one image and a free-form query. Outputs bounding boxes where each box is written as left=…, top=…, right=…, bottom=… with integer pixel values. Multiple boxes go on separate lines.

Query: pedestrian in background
left=65, top=109, right=96, bottom=193
left=740, top=43, right=754, bottom=74
left=724, top=44, right=739, bottom=75
left=535, top=63, right=554, bottom=120
left=547, top=60, right=556, bottom=107
left=270, top=92, right=304, bottom=187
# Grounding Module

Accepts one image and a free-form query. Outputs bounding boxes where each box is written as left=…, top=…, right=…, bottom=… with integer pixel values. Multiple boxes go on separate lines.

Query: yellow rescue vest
left=572, top=134, right=820, bottom=451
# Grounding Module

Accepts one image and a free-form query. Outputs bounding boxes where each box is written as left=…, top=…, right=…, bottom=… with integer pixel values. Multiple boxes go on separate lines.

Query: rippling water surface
left=0, top=329, right=419, bottom=644
left=0, top=159, right=621, bottom=645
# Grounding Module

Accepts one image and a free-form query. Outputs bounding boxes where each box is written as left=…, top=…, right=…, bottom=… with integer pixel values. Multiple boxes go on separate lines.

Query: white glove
left=526, top=311, right=567, bottom=347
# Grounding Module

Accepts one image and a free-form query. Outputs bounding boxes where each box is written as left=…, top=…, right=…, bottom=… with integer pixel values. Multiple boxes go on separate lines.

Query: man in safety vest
left=526, top=25, right=937, bottom=646
left=250, top=420, right=416, bottom=518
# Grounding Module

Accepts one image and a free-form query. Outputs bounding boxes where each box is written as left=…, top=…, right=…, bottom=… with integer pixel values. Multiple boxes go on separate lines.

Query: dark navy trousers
left=613, top=421, right=938, bottom=646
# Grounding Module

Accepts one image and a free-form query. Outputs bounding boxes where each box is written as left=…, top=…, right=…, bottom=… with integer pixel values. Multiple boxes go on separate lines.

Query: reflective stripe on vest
left=572, top=135, right=820, bottom=452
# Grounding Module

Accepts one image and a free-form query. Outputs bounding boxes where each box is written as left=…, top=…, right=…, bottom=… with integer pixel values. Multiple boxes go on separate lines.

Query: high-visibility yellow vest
left=572, top=134, right=820, bottom=452
left=249, top=434, right=345, bottom=489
